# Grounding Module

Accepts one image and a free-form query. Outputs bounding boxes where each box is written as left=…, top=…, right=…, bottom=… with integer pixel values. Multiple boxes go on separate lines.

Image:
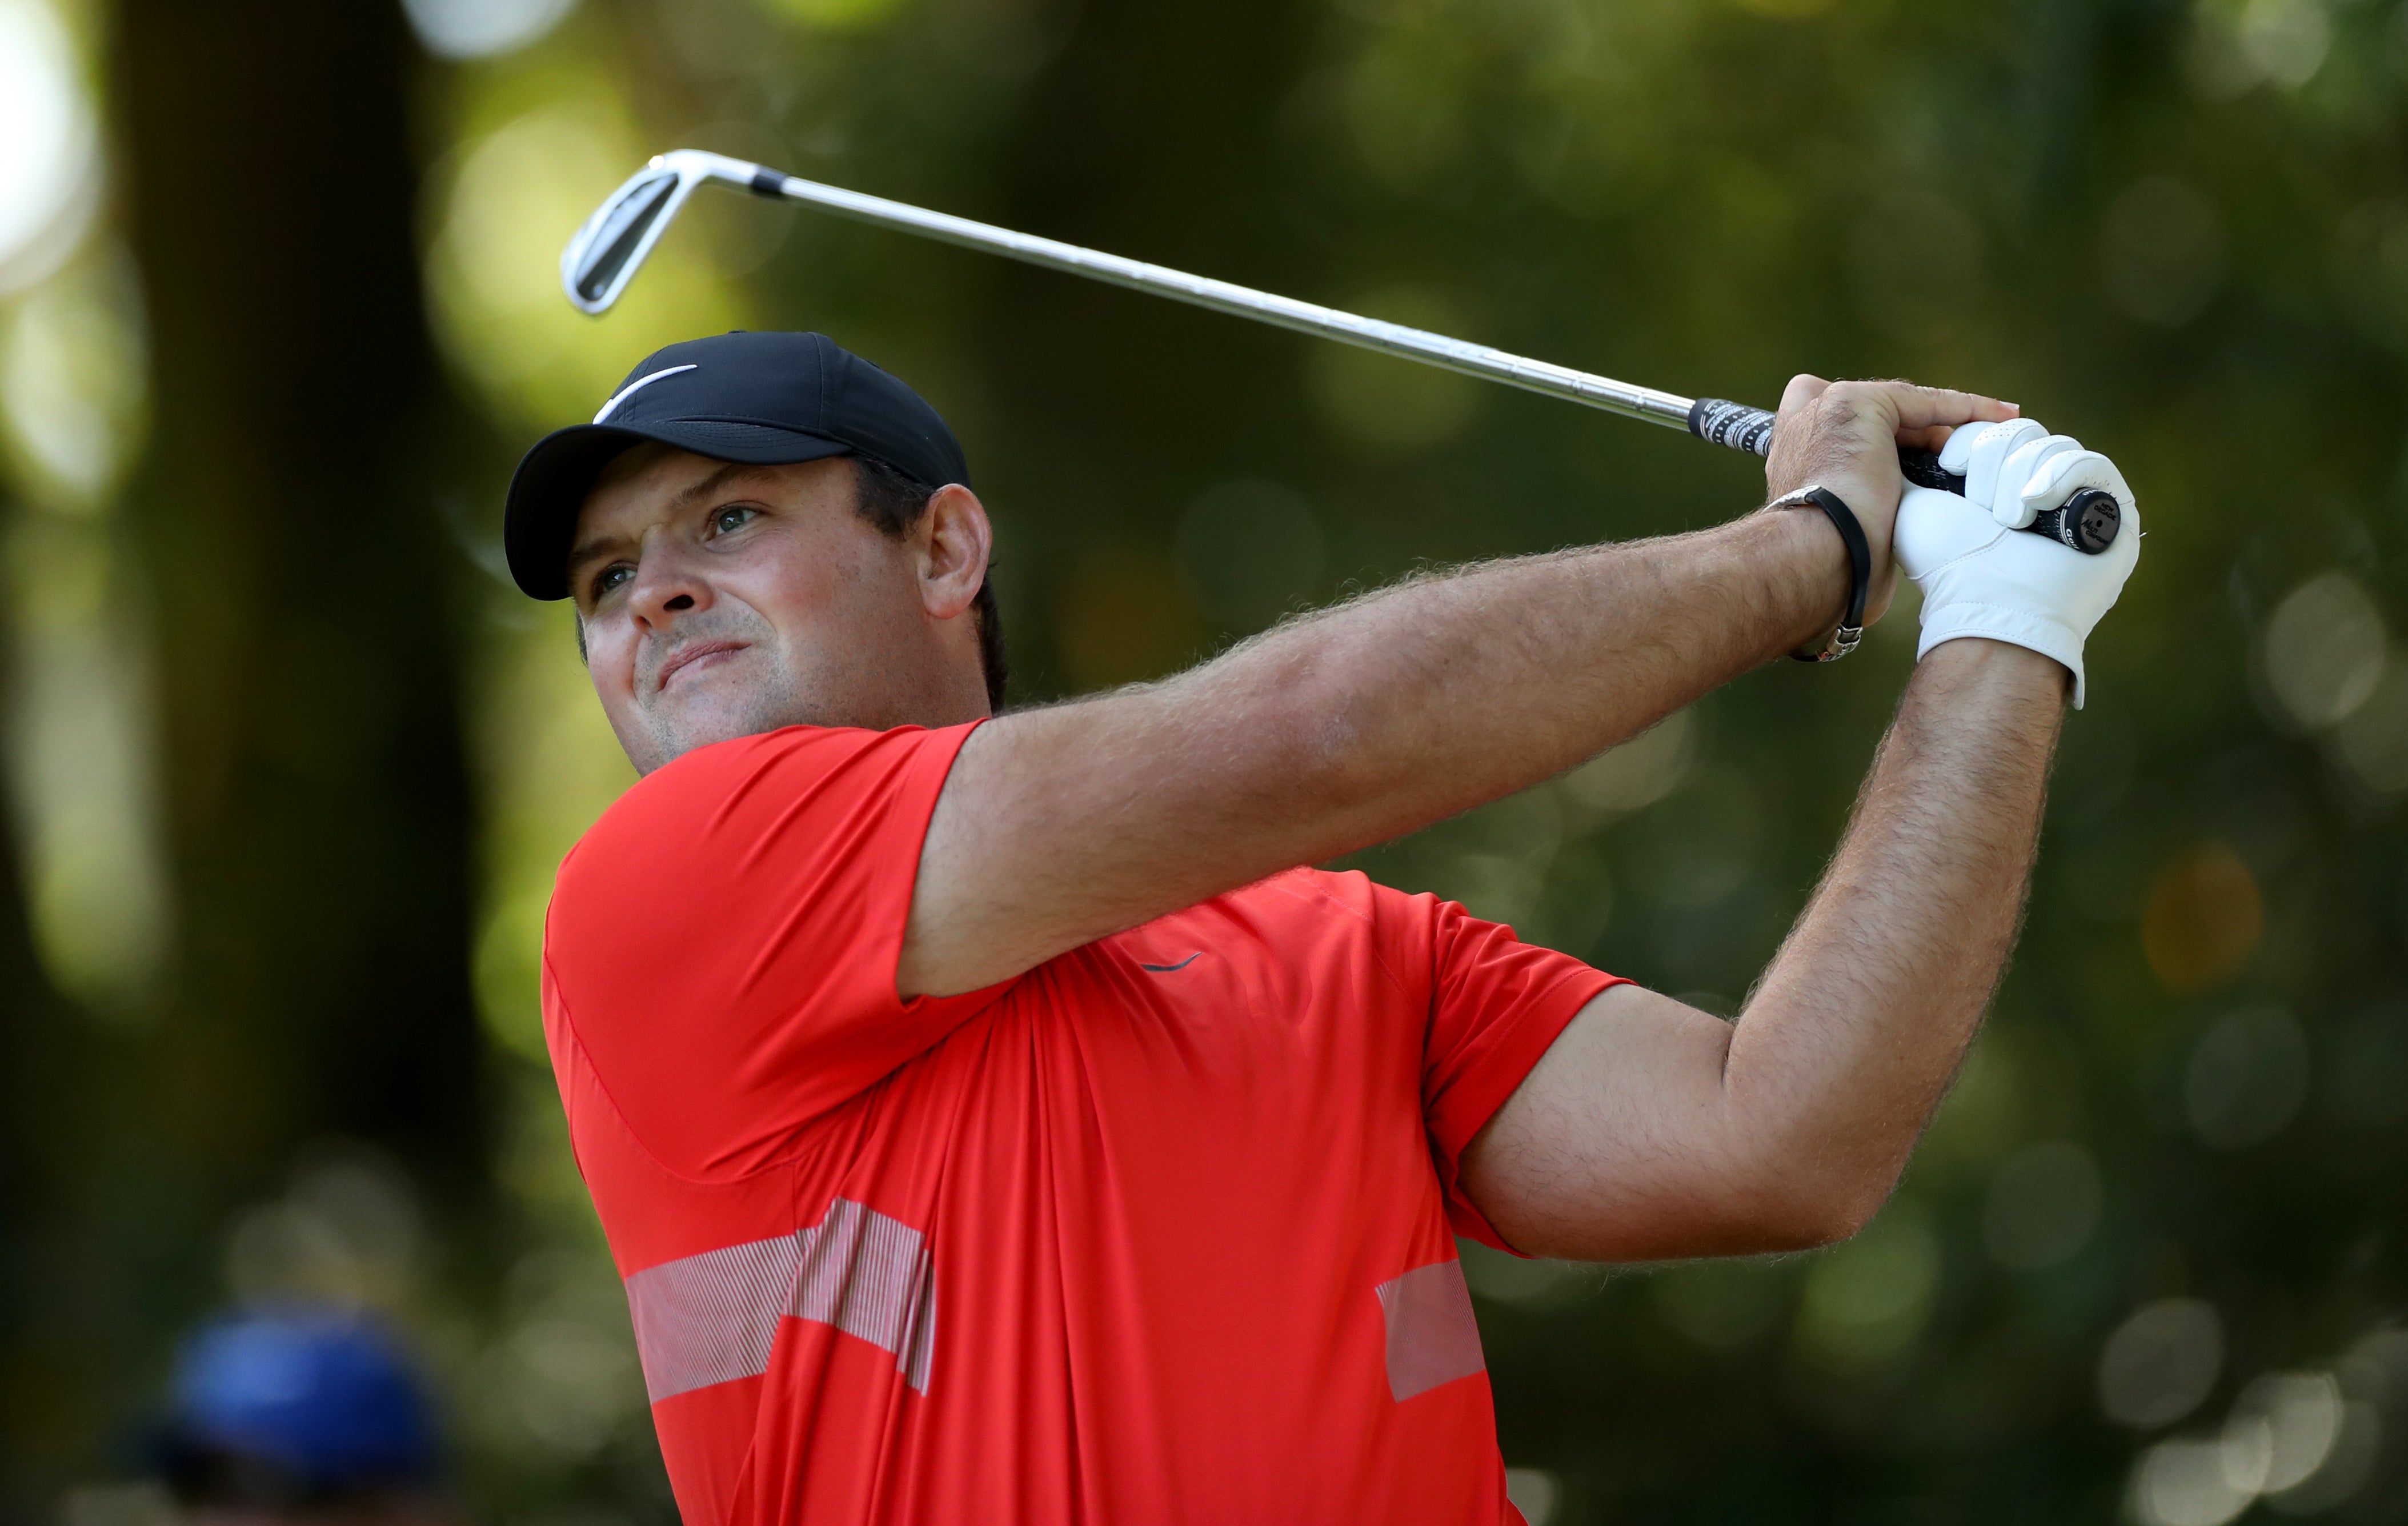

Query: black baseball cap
left=503, top=330, right=970, bottom=600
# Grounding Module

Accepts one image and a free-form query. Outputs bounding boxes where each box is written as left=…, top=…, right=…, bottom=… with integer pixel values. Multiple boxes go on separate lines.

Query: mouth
left=655, top=640, right=748, bottom=691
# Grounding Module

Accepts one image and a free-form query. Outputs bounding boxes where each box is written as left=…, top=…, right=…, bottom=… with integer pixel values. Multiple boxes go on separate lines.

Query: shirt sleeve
left=1417, top=896, right=1625, bottom=1253
left=543, top=721, right=1001, bottom=1179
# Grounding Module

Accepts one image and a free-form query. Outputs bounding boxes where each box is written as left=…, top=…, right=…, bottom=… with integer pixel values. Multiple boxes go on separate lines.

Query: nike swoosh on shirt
left=1138, top=952, right=1202, bottom=973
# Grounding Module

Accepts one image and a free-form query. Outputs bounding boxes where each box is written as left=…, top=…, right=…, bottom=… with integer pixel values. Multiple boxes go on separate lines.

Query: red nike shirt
left=541, top=722, right=1622, bottom=1525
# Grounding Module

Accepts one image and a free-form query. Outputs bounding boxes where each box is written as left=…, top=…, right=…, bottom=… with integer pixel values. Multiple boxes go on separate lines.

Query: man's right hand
left=1896, top=423, right=2142, bottom=709
left=1760, top=376, right=2020, bottom=627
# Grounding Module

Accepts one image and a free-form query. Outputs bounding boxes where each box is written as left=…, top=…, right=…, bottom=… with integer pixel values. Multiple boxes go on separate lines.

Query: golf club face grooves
left=572, top=170, right=682, bottom=304
left=558, top=167, right=674, bottom=308
left=559, top=150, right=2123, bottom=554
left=561, top=152, right=764, bottom=314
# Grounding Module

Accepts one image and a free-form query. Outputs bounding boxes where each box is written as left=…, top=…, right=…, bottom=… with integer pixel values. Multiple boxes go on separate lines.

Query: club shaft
left=754, top=170, right=1702, bottom=433
left=731, top=162, right=2112, bottom=552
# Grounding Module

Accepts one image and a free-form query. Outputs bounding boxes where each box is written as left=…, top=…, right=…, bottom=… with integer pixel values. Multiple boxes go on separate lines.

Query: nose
left=627, top=540, right=711, bottom=631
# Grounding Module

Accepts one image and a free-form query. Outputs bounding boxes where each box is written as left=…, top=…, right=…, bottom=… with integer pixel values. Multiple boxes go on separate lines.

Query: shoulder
left=561, top=722, right=970, bottom=886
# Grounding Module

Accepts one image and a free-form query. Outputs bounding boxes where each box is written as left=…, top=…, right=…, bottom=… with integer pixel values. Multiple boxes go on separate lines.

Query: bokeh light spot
left=754, top=0, right=911, bottom=31
left=1982, top=1140, right=2104, bottom=1271
left=2100, top=1297, right=2223, bottom=1428
left=2237, top=0, right=2330, bottom=88
left=2141, top=842, right=2262, bottom=995
left=2189, top=0, right=2332, bottom=99
left=2130, top=1435, right=2254, bottom=1526
left=1307, top=285, right=1481, bottom=452
left=1561, top=709, right=1695, bottom=816
left=2324, top=1002, right=2408, bottom=1127
left=2330, top=652, right=2408, bottom=793
left=2259, top=571, right=2385, bottom=731
left=1653, top=1257, right=1790, bottom=1349
left=1797, top=1206, right=1940, bottom=1369
left=1053, top=548, right=1205, bottom=691
left=1173, top=479, right=1325, bottom=631
left=2227, top=1371, right=2343, bottom=1495
left=1461, top=1240, right=1595, bottom=1311
left=0, top=0, right=98, bottom=291
left=1341, top=39, right=1470, bottom=192
left=0, top=246, right=148, bottom=506
left=2184, top=1006, right=2309, bottom=1149
left=425, top=102, right=747, bottom=435
left=1850, top=188, right=1985, bottom=343
left=402, top=0, right=578, bottom=59
left=1504, top=1468, right=1560, bottom=1525
left=470, top=602, right=637, bottom=1072
left=2100, top=177, right=2225, bottom=327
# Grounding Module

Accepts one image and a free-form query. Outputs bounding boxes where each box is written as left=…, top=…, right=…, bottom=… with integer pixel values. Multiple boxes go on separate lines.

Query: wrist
left=1913, top=632, right=2072, bottom=706
left=1917, top=610, right=2082, bottom=707
left=1742, top=502, right=1858, bottom=656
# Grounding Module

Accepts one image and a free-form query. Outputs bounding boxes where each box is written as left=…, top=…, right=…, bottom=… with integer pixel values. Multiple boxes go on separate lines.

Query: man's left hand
left=1761, top=376, right=2020, bottom=627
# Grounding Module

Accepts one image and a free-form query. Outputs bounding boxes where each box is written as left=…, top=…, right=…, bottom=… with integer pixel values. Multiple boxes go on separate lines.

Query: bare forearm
left=1461, top=639, right=2064, bottom=1261
left=905, top=509, right=1848, bottom=995
left=1725, top=638, right=2065, bottom=1236
left=1180, top=507, right=1845, bottom=848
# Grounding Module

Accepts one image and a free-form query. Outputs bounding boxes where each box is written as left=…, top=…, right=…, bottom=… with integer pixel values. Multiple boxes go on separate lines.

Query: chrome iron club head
left=562, top=150, right=768, bottom=315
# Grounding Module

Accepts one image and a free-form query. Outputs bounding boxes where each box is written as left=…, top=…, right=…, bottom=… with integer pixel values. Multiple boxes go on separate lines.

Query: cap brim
left=502, top=419, right=854, bottom=600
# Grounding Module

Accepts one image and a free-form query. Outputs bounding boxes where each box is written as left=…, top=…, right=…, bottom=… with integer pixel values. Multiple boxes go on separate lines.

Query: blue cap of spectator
left=161, top=1306, right=438, bottom=1504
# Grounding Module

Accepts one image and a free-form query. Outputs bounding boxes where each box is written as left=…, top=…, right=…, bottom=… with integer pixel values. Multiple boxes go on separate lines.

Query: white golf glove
left=1894, top=422, right=2141, bottom=709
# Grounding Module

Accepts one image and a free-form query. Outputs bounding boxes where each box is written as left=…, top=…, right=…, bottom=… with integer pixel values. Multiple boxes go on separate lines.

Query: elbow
left=1776, top=1190, right=1888, bottom=1253
left=1729, top=1161, right=1902, bottom=1255
left=1503, top=1167, right=1898, bottom=1264
left=1233, top=651, right=1393, bottom=812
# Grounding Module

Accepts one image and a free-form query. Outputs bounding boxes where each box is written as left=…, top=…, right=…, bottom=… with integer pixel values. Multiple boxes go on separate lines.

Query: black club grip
left=1686, top=399, right=2120, bottom=556
left=1895, top=448, right=2119, bottom=555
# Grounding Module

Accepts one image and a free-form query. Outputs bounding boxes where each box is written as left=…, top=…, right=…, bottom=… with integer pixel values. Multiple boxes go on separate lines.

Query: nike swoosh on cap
left=593, top=363, right=698, bottom=423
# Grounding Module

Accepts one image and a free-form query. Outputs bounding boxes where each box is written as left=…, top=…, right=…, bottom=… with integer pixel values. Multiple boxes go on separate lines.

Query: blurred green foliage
left=6, top=0, right=2408, bottom=1522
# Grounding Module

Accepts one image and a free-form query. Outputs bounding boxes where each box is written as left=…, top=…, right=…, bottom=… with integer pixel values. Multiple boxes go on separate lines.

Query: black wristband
left=1781, top=485, right=1869, bottom=663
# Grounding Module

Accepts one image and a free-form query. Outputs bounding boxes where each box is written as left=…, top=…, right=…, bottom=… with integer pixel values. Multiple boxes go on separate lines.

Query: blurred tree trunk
left=0, top=800, right=83, bottom=1515
left=43, top=0, right=491, bottom=1452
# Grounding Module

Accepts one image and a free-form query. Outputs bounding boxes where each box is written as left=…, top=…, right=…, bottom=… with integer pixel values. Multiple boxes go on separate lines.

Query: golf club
left=562, top=149, right=2119, bottom=554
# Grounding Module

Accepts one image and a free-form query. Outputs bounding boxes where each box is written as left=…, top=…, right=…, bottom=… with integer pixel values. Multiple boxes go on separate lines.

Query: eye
left=710, top=504, right=758, bottom=537
left=591, top=563, right=634, bottom=600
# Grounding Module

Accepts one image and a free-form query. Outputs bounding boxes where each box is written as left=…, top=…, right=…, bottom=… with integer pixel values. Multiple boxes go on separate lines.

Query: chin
left=626, top=686, right=814, bottom=772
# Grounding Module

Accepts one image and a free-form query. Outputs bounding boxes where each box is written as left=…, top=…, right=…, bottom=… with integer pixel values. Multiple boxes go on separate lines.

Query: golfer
left=504, top=330, right=2138, bottom=1524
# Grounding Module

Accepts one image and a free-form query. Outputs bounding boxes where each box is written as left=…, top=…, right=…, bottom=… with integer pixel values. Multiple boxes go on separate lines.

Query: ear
left=917, top=484, right=993, bottom=620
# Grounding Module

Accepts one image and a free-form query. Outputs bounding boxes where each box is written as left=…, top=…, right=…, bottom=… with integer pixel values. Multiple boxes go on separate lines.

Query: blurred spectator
left=154, top=1307, right=454, bottom=1526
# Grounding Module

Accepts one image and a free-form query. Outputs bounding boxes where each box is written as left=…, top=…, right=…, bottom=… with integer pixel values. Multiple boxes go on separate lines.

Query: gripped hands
left=1761, top=375, right=2019, bottom=628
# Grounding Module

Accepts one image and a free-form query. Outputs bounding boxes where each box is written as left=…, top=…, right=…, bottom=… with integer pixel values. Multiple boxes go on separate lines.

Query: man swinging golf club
left=507, top=328, right=2139, bottom=1525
